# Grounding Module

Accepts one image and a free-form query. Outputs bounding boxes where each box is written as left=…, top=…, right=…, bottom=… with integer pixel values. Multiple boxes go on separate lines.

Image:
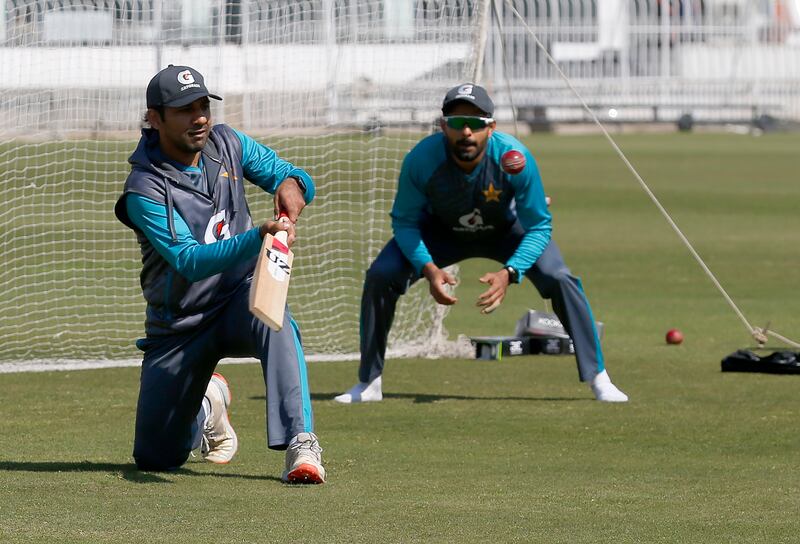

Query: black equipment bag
left=721, top=350, right=800, bottom=374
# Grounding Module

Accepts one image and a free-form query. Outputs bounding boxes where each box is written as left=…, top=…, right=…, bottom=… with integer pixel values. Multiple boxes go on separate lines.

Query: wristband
left=504, top=265, right=519, bottom=283
left=288, top=175, right=306, bottom=194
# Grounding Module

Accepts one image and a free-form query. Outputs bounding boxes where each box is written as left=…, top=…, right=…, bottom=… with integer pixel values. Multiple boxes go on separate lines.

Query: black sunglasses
left=443, top=116, right=494, bottom=130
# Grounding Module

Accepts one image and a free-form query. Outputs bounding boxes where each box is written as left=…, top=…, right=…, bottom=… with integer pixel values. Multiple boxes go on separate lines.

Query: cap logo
left=456, top=84, right=474, bottom=98
left=177, top=70, right=195, bottom=85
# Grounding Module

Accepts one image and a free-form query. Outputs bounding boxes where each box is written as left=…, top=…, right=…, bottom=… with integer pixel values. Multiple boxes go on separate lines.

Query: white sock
left=590, top=370, right=629, bottom=403
left=334, top=375, right=383, bottom=403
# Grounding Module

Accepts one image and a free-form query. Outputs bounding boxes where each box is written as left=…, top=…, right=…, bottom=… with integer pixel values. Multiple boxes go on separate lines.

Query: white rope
left=502, top=0, right=800, bottom=350
left=766, top=330, right=800, bottom=349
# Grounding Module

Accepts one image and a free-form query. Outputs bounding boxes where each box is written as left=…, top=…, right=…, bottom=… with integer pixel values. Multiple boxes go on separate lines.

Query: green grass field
left=2, top=132, right=800, bottom=542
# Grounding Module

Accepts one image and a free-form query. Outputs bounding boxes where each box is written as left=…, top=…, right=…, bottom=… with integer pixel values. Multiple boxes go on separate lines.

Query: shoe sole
left=333, top=394, right=383, bottom=404
left=205, top=373, right=238, bottom=464
left=283, top=464, right=325, bottom=484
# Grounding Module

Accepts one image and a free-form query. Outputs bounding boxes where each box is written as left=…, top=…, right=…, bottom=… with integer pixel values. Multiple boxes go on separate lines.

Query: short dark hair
left=141, top=107, right=165, bottom=127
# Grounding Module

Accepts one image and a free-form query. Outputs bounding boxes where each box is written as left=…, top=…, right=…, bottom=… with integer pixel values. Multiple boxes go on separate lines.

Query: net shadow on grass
left=0, top=460, right=282, bottom=484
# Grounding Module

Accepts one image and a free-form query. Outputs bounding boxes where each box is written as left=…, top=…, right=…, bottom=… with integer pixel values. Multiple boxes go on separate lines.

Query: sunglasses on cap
left=443, top=115, right=495, bottom=130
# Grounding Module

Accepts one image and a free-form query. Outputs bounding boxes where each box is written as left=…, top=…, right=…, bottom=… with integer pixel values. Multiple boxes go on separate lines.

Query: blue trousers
left=132, top=281, right=313, bottom=471
left=359, top=222, right=605, bottom=383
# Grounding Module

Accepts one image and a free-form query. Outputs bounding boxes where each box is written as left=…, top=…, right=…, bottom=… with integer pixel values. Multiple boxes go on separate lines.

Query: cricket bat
left=249, top=215, right=293, bottom=331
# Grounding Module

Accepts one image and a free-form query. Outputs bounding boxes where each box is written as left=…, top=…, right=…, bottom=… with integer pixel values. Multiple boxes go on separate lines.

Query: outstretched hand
left=476, top=269, right=511, bottom=314
left=422, top=263, right=458, bottom=305
left=274, top=177, right=307, bottom=223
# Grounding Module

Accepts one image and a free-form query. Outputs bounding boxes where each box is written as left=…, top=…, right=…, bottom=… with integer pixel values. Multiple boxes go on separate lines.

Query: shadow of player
left=0, top=460, right=283, bottom=484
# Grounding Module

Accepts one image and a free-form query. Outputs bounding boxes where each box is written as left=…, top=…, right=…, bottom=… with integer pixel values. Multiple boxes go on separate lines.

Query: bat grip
left=275, top=213, right=290, bottom=244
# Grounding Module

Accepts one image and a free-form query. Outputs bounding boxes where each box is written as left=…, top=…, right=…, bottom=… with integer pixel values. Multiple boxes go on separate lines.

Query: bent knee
left=535, top=267, right=576, bottom=297
left=134, top=451, right=189, bottom=472
left=133, top=439, right=191, bottom=472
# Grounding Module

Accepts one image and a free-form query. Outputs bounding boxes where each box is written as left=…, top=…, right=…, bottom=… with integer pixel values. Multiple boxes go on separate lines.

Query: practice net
left=0, top=0, right=489, bottom=365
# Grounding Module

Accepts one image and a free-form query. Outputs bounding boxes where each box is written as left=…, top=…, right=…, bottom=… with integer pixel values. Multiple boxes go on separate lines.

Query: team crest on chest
left=482, top=182, right=502, bottom=203
left=205, top=210, right=231, bottom=243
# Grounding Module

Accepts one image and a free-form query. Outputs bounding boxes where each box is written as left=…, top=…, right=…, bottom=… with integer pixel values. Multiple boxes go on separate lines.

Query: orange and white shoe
left=282, top=432, right=326, bottom=484
left=201, top=373, right=238, bottom=464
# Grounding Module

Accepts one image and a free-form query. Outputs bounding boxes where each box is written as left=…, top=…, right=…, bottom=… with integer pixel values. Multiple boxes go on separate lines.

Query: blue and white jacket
left=114, top=124, right=314, bottom=336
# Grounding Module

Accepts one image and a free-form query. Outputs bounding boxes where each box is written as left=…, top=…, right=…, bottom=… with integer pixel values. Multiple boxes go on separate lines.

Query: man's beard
left=182, top=140, right=206, bottom=153
left=179, top=131, right=208, bottom=153
left=452, top=138, right=483, bottom=162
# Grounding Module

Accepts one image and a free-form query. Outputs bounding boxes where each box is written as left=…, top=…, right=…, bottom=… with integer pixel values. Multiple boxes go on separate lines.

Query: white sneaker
left=282, top=432, right=326, bottom=484
left=201, top=373, right=239, bottom=464
left=334, top=375, right=383, bottom=403
left=590, top=370, right=629, bottom=402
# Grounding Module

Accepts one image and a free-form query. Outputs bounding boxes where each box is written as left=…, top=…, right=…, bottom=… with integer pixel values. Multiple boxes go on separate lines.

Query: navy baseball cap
left=442, top=83, right=494, bottom=116
left=146, top=65, right=222, bottom=108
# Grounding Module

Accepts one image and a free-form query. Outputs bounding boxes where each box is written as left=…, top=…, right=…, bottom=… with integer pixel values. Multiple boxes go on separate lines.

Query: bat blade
left=249, top=230, right=294, bottom=331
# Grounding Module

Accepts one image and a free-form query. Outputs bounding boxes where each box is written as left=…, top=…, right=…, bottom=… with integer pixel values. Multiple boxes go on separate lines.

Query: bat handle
left=275, top=213, right=290, bottom=244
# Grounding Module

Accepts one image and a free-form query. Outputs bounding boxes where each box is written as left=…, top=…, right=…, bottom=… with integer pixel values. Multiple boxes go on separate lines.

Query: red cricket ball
left=501, top=150, right=526, bottom=175
left=665, top=328, right=684, bottom=345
